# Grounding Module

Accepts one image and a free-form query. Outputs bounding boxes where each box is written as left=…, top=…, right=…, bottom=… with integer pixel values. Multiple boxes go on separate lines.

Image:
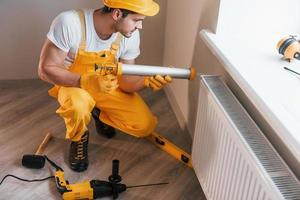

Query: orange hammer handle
left=35, top=133, right=52, bottom=155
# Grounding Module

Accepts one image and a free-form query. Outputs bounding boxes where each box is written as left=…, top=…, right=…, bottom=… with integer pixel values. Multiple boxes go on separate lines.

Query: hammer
left=21, top=133, right=52, bottom=169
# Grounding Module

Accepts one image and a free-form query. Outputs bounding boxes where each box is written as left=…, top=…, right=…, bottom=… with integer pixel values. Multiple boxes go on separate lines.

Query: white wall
left=217, top=0, right=300, bottom=40
left=137, top=0, right=166, bottom=66
left=0, top=0, right=166, bottom=80
left=163, top=0, right=220, bottom=134
left=0, top=0, right=100, bottom=80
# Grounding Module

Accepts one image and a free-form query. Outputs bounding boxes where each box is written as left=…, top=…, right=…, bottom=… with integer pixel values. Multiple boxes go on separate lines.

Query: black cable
left=44, top=155, right=63, bottom=171
left=127, top=182, right=169, bottom=189
left=0, top=174, right=54, bottom=185
left=284, top=67, right=300, bottom=76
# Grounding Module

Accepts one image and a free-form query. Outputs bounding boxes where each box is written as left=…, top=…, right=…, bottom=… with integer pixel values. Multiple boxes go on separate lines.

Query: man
left=38, top=0, right=172, bottom=172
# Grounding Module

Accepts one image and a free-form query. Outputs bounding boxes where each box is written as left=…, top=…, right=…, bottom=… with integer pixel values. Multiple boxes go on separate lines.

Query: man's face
left=115, top=13, right=145, bottom=38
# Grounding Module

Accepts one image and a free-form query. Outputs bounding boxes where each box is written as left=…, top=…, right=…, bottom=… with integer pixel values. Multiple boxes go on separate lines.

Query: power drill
left=277, top=35, right=300, bottom=62
left=20, top=155, right=168, bottom=199
left=47, top=157, right=126, bottom=200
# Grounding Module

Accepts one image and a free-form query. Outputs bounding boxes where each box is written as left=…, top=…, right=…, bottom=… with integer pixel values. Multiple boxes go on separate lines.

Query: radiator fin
left=192, top=76, right=300, bottom=200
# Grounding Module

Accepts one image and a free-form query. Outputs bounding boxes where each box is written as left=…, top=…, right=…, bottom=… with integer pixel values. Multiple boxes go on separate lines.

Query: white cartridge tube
left=121, top=64, right=196, bottom=79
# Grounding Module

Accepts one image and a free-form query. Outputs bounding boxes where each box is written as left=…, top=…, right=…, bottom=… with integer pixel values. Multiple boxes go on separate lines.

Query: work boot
left=91, top=107, right=116, bottom=139
left=69, top=131, right=89, bottom=172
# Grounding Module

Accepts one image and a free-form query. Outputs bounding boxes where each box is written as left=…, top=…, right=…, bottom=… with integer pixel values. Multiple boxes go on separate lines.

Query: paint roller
left=21, top=133, right=52, bottom=169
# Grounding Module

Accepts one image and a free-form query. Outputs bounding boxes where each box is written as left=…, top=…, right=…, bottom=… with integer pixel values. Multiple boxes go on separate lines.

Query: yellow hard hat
left=103, top=0, right=159, bottom=16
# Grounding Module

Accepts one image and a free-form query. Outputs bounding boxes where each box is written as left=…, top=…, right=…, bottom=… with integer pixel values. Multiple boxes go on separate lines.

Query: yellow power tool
left=277, top=35, right=300, bottom=62
left=41, top=157, right=125, bottom=199
left=47, top=157, right=133, bottom=200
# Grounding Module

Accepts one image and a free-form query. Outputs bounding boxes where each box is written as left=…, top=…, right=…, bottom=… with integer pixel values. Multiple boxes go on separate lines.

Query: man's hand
left=144, top=75, right=172, bottom=91
left=80, top=72, right=119, bottom=94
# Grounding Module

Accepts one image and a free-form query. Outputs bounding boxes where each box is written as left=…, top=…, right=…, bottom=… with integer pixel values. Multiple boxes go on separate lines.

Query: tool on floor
left=93, top=62, right=197, bottom=80
left=147, top=132, right=192, bottom=168
left=22, top=132, right=52, bottom=169
left=0, top=133, right=55, bottom=186
left=53, top=158, right=127, bottom=200
left=54, top=158, right=168, bottom=200
left=2, top=156, right=168, bottom=199
left=21, top=156, right=168, bottom=200
left=277, top=35, right=300, bottom=62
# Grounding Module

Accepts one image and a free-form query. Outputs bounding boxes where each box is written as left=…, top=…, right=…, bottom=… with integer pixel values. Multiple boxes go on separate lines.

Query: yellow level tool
left=146, top=132, right=193, bottom=168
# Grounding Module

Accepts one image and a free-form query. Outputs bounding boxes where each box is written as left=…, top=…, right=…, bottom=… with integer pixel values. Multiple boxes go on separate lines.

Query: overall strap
left=110, top=33, right=123, bottom=55
left=77, top=9, right=86, bottom=51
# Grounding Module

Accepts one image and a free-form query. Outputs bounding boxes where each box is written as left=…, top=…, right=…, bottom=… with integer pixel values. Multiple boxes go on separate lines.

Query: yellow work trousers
left=55, top=87, right=157, bottom=141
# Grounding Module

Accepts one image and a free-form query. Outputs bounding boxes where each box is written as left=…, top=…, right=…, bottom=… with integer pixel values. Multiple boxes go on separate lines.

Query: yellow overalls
left=48, top=10, right=157, bottom=142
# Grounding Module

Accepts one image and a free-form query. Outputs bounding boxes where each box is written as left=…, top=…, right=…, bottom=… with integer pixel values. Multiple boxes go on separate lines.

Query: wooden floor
left=0, top=79, right=206, bottom=200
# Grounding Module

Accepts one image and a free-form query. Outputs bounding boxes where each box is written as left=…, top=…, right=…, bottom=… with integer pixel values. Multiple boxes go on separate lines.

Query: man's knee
left=71, top=99, right=93, bottom=119
left=133, top=114, right=157, bottom=137
left=57, top=87, right=96, bottom=119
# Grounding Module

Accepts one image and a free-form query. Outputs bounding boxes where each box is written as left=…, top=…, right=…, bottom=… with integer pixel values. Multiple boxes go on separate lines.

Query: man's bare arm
left=118, top=58, right=145, bottom=93
left=38, top=39, right=80, bottom=87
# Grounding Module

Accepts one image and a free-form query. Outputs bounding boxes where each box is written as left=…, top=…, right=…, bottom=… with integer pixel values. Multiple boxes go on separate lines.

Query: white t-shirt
left=47, top=9, right=140, bottom=67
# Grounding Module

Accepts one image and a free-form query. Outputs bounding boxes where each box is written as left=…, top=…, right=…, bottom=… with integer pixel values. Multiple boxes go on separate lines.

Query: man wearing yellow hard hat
left=38, top=0, right=172, bottom=172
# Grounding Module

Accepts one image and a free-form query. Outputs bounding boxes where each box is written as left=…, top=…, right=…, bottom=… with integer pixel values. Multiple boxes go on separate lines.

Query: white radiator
left=192, top=76, right=300, bottom=200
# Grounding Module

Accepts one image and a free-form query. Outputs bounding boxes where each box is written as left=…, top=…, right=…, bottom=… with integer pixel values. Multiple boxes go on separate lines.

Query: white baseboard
left=163, top=86, right=189, bottom=134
